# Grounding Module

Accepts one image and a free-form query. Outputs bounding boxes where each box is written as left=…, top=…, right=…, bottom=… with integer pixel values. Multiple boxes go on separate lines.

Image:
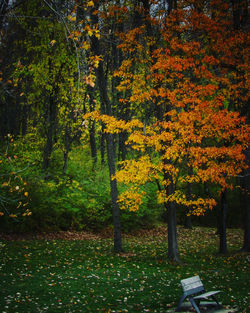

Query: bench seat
left=176, top=275, right=222, bottom=313
left=194, top=290, right=221, bottom=300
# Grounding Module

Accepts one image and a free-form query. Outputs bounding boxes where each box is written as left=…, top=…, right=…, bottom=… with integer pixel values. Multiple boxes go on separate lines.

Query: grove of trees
left=0, top=0, right=249, bottom=261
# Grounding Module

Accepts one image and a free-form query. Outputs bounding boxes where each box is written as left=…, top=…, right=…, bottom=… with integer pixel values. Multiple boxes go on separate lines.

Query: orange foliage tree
left=85, top=0, right=249, bottom=261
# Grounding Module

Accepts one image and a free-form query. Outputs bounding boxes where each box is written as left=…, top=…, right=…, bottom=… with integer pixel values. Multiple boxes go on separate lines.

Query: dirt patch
left=0, top=230, right=103, bottom=241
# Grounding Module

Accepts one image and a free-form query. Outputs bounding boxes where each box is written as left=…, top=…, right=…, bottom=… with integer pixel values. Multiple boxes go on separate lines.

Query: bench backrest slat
left=181, top=275, right=204, bottom=293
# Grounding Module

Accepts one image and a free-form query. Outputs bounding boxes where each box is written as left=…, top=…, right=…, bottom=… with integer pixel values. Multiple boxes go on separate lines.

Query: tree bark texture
left=43, top=93, right=57, bottom=172
left=89, top=1, right=123, bottom=252
left=241, top=148, right=250, bottom=251
left=167, top=183, right=180, bottom=262
left=185, top=167, right=193, bottom=229
left=219, top=189, right=228, bottom=254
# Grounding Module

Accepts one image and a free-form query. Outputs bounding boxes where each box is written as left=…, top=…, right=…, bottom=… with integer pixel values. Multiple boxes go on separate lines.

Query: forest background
left=0, top=0, right=249, bottom=261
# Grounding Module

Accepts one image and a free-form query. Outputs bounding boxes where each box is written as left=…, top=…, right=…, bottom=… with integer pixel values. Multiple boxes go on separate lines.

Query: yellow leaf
left=84, top=75, right=95, bottom=87
left=81, top=41, right=90, bottom=50
left=9, top=214, right=17, bottom=218
left=87, top=1, right=94, bottom=6
left=24, top=192, right=28, bottom=197
left=50, top=40, right=56, bottom=46
left=88, top=30, right=93, bottom=37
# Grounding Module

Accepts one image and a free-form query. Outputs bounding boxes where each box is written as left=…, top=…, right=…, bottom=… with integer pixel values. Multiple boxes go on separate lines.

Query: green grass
left=0, top=226, right=249, bottom=313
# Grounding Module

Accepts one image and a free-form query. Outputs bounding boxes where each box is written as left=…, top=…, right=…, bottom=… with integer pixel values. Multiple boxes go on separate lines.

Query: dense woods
left=0, top=0, right=249, bottom=259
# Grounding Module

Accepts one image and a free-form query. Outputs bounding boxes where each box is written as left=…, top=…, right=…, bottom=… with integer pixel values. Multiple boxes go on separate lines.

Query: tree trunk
left=89, top=2, right=123, bottom=252
left=63, top=151, right=68, bottom=175
left=167, top=202, right=180, bottom=262
left=242, top=200, right=250, bottom=252
left=43, top=92, right=57, bottom=172
left=89, top=119, right=97, bottom=166
left=167, top=183, right=180, bottom=262
left=106, top=133, right=123, bottom=252
left=118, top=132, right=128, bottom=162
left=100, top=125, right=105, bottom=165
left=219, top=189, right=228, bottom=254
left=185, top=167, right=193, bottom=229
left=241, top=148, right=250, bottom=251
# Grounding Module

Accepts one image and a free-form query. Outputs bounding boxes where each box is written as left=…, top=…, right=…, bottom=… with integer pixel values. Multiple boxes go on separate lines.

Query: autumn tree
left=88, top=0, right=250, bottom=261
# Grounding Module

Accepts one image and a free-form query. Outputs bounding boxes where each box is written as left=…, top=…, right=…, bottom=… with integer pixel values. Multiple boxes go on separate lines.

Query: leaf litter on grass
left=0, top=227, right=249, bottom=312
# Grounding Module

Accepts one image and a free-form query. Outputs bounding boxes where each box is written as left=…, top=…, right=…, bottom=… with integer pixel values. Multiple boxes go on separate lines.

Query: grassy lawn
left=0, top=226, right=249, bottom=313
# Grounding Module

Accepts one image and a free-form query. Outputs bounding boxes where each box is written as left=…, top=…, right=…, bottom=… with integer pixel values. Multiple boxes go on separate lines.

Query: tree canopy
left=0, top=0, right=249, bottom=258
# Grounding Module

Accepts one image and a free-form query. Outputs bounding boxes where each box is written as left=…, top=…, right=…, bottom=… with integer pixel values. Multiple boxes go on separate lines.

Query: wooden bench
left=176, top=275, right=221, bottom=313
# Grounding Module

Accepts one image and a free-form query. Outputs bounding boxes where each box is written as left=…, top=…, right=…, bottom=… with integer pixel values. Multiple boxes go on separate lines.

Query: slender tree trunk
left=219, top=189, right=228, bottom=254
left=185, top=167, right=193, bottom=229
left=167, top=203, right=180, bottom=262
left=166, top=183, right=180, bottom=262
left=62, top=125, right=71, bottom=175
left=43, top=93, right=57, bottom=172
left=100, top=125, right=105, bottom=165
left=106, top=133, right=123, bottom=252
left=89, top=1, right=123, bottom=252
left=242, top=200, right=250, bottom=252
left=63, top=151, right=68, bottom=175
left=241, top=149, right=250, bottom=251
left=43, top=54, right=61, bottom=173
left=89, top=119, right=97, bottom=165
left=118, top=132, right=128, bottom=161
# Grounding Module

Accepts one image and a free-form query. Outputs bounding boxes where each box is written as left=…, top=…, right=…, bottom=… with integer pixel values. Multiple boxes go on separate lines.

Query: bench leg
left=211, top=295, right=222, bottom=308
left=189, top=297, right=201, bottom=313
left=176, top=294, right=187, bottom=312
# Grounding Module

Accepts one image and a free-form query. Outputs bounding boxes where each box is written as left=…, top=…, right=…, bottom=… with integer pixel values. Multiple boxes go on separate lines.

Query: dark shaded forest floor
left=0, top=225, right=170, bottom=241
left=0, top=225, right=243, bottom=241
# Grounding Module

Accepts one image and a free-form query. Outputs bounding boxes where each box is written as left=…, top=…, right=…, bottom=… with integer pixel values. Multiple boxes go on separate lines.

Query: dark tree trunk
left=89, top=1, right=123, bottom=252
left=43, top=53, right=61, bottom=173
left=100, top=124, right=105, bottom=165
left=242, top=199, right=250, bottom=252
left=118, top=131, right=128, bottom=162
left=219, top=189, right=228, bottom=254
left=63, top=151, right=68, bottom=175
left=62, top=125, right=71, bottom=175
left=167, top=202, right=180, bottom=262
left=43, top=92, right=57, bottom=172
left=185, top=167, right=193, bottom=229
left=21, top=103, right=28, bottom=136
left=106, top=133, right=123, bottom=252
left=241, top=148, right=250, bottom=251
left=166, top=183, right=180, bottom=262
left=88, top=85, right=97, bottom=166
left=89, top=120, right=97, bottom=165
